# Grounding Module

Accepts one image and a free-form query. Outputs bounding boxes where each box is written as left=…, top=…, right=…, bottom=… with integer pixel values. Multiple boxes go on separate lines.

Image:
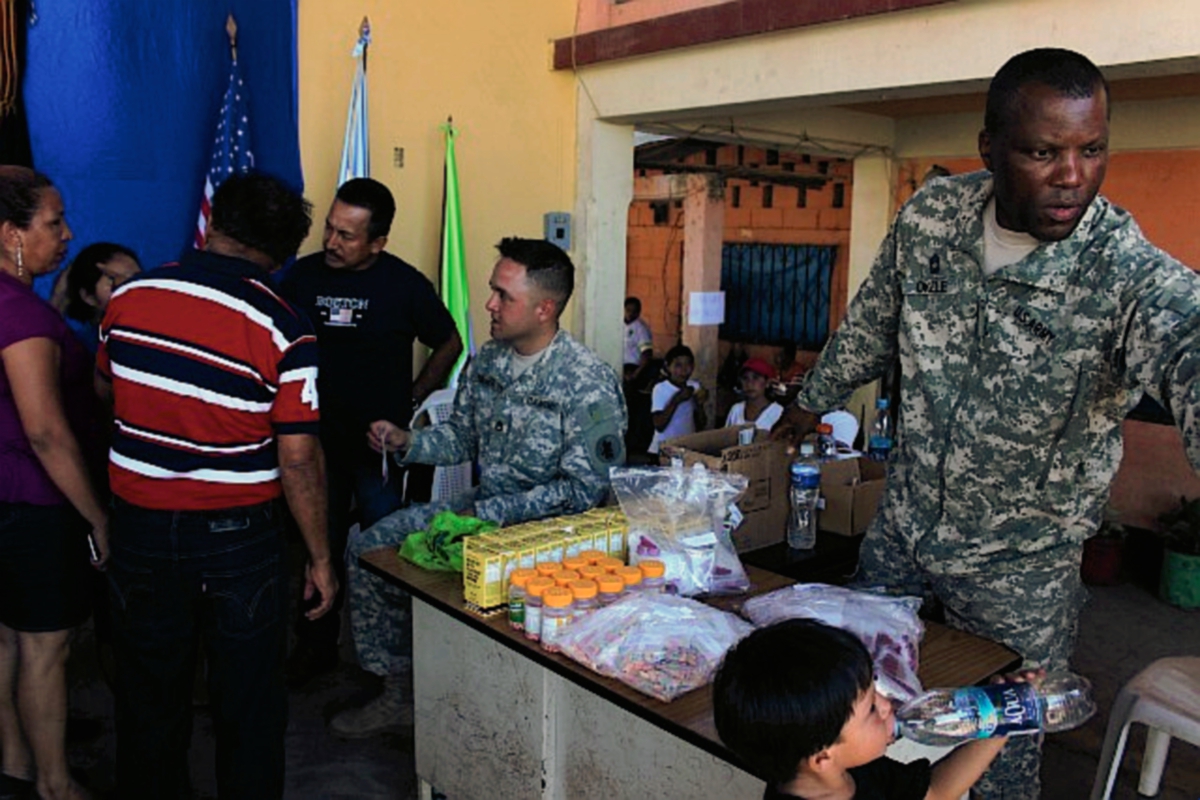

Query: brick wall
left=626, top=144, right=853, bottom=361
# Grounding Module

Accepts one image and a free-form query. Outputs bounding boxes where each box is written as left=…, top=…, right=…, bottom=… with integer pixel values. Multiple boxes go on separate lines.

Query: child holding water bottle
left=712, top=619, right=1043, bottom=800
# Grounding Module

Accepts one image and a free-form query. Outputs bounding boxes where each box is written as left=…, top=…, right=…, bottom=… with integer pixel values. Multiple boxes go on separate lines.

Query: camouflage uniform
left=797, top=171, right=1200, bottom=799
left=347, top=328, right=627, bottom=676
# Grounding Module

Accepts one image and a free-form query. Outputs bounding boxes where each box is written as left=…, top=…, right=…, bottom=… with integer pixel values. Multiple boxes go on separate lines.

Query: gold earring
left=15, top=241, right=24, bottom=279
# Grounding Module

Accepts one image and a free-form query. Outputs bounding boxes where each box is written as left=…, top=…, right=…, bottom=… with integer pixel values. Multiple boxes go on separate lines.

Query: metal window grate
left=720, top=243, right=835, bottom=349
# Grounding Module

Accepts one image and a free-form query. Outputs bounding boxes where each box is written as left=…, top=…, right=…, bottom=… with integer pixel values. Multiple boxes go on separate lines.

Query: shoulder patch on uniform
left=594, top=433, right=622, bottom=465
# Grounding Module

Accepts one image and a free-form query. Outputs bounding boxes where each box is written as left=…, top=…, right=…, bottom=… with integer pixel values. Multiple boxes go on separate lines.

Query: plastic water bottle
left=787, top=443, right=821, bottom=550
left=815, top=423, right=837, bottom=460
left=868, top=398, right=893, bottom=463
left=894, top=672, right=1096, bottom=746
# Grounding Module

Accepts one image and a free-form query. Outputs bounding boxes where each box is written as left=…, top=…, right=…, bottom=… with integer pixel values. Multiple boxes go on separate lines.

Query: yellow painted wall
left=298, top=1, right=577, bottom=359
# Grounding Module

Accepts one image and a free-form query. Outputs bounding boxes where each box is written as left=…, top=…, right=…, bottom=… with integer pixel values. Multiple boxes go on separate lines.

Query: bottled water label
left=867, top=435, right=893, bottom=462
left=953, top=684, right=1041, bottom=738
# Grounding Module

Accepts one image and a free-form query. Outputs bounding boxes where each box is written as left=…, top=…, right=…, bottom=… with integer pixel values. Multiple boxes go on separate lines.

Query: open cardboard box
left=658, top=425, right=790, bottom=552
left=819, top=455, right=887, bottom=536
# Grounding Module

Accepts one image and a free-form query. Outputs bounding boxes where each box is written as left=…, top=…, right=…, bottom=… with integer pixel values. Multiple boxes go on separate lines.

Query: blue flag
left=338, top=25, right=370, bottom=185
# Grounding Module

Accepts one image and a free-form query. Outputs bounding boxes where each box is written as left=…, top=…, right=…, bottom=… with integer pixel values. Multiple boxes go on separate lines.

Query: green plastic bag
left=397, top=510, right=498, bottom=572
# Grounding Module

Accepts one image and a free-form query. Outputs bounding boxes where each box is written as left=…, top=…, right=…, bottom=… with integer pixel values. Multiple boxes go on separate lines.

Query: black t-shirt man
left=763, top=757, right=932, bottom=800
left=282, top=251, right=457, bottom=458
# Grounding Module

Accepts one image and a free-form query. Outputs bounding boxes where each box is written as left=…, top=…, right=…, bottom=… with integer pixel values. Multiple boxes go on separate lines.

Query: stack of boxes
left=462, top=507, right=628, bottom=614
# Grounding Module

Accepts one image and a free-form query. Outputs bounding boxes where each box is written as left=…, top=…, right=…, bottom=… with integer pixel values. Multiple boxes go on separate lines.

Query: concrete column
left=680, top=173, right=724, bottom=425
left=574, top=111, right=634, bottom=370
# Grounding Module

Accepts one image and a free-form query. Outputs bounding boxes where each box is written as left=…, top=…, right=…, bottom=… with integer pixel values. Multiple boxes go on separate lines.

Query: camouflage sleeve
left=1121, top=251, right=1200, bottom=471
left=475, top=368, right=627, bottom=526
left=796, top=223, right=903, bottom=413
left=404, top=362, right=479, bottom=466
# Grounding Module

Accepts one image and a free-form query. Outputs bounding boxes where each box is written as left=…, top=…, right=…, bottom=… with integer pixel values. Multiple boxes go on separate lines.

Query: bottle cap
left=597, top=557, right=625, bottom=573
left=638, top=559, right=666, bottom=578
left=816, top=423, right=833, bottom=434
left=799, top=442, right=816, bottom=456
left=562, top=556, right=588, bottom=571
left=535, top=562, right=562, bottom=578
left=578, top=549, right=607, bottom=565
left=553, top=570, right=581, bottom=587
left=615, top=566, right=643, bottom=587
left=526, top=577, right=555, bottom=598
left=877, top=397, right=890, bottom=409
left=509, top=569, right=538, bottom=588
left=543, top=586, right=574, bottom=608
left=578, top=565, right=606, bottom=580
left=596, top=575, right=625, bottom=594
left=568, top=579, right=598, bottom=600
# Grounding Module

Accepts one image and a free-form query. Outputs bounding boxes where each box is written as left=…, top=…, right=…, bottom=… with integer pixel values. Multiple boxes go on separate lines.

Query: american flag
left=194, top=57, right=254, bottom=250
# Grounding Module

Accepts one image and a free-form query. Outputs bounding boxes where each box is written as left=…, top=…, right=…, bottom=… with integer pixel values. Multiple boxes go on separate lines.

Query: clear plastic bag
left=610, top=463, right=750, bottom=596
left=556, top=593, right=754, bottom=701
left=742, top=583, right=925, bottom=701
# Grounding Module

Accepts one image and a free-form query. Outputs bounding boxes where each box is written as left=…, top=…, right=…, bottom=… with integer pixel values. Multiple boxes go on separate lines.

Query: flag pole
left=359, top=16, right=370, bottom=73
left=226, top=13, right=237, bottom=64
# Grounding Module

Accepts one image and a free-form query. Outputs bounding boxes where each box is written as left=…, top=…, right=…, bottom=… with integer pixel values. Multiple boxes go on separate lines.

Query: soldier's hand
left=770, top=405, right=820, bottom=449
left=304, top=557, right=339, bottom=620
left=367, top=420, right=409, bottom=454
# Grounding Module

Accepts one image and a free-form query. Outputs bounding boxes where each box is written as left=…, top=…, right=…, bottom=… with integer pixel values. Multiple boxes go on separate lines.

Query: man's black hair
left=65, top=242, right=139, bottom=321
left=663, top=343, right=694, bottom=365
left=210, top=173, right=312, bottom=266
left=335, top=177, right=396, bottom=240
left=625, top=296, right=642, bottom=313
left=985, top=48, right=1109, bottom=135
left=712, top=619, right=874, bottom=785
left=496, top=237, right=574, bottom=317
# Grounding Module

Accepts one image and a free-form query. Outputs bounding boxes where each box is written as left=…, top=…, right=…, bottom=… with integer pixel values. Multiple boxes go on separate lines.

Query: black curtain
left=0, top=0, right=32, bottom=166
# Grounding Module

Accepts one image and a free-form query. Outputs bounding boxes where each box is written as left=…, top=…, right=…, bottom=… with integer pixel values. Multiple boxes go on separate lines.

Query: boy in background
left=713, top=619, right=1009, bottom=800
left=649, top=343, right=707, bottom=453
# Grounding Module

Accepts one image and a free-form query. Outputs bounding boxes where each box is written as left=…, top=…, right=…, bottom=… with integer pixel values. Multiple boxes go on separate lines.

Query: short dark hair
left=712, top=619, right=874, bottom=785
left=625, top=296, right=642, bottom=313
left=985, top=48, right=1109, bottom=135
left=496, top=237, right=574, bottom=316
left=0, top=166, right=54, bottom=230
left=663, top=343, right=694, bottom=365
left=210, top=173, right=312, bottom=266
left=65, top=242, right=140, bottom=321
left=335, top=178, right=395, bottom=240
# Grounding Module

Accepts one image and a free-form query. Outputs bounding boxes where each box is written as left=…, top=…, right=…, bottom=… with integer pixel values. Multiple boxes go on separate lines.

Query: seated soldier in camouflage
left=330, top=236, right=627, bottom=737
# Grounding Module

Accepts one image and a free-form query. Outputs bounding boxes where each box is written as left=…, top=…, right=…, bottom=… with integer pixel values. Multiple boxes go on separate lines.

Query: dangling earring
left=15, top=241, right=25, bottom=279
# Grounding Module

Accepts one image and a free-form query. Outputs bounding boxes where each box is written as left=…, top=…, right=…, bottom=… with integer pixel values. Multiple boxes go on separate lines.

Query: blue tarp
left=23, top=0, right=301, bottom=297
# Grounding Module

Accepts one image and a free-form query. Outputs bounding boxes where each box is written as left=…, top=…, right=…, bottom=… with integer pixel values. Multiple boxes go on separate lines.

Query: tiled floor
left=58, top=542, right=1200, bottom=799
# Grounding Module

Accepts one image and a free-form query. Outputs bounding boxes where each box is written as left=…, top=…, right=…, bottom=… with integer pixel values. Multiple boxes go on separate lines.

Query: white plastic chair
left=409, top=387, right=473, bottom=502
left=1090, top=656, right=1200, bottom=800
left=821, top=409, right=860, bottom=450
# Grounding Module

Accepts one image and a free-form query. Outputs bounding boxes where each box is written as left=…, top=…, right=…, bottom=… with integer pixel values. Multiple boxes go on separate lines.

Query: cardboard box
left=819, top=456, right=887, bottom=536
left=659, top=425, right=792, bottom=552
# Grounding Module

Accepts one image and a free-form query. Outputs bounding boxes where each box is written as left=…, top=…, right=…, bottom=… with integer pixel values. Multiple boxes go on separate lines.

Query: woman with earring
left=0, top=166, right=108, bottom=800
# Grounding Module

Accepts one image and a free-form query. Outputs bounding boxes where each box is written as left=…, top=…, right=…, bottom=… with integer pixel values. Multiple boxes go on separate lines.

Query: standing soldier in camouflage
left=330, top=236, right=627, bottom=737
left=775, top=48, right=1200, bottom=798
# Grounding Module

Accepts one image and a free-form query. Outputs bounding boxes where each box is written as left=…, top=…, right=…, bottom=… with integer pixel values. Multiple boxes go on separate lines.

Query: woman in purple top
left=0, top=166, right=109, bottom=800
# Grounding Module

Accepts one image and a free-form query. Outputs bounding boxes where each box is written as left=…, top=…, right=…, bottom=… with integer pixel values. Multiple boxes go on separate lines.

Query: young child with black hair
left=713, top=619, right=1016, bottom=800
left=649, top=343, right=707, bottom=453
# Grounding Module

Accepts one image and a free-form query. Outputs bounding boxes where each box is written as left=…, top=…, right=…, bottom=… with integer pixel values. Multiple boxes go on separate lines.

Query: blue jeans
left=107, top=498, right=287, bottom=800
